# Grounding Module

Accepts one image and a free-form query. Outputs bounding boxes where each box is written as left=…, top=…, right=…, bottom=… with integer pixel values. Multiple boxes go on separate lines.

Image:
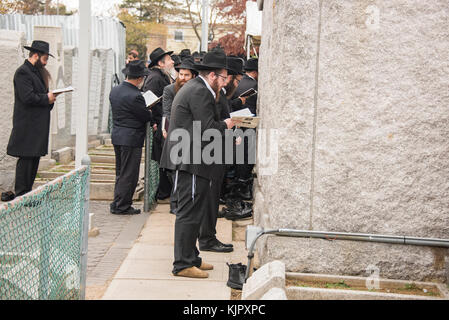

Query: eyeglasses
left=215, top=73, right=227, bottom=80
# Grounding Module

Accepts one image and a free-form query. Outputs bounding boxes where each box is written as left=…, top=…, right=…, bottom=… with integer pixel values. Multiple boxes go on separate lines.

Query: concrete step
left=38, top=172, right=116, bottom=181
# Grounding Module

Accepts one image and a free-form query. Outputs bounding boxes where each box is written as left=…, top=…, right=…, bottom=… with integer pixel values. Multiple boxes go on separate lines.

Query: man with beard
left=110, top=61, right=153, bottom=215
left=6, top=40, right=59, bottom=199
left=161, top=57, right=197, bottom=214
left=162, top=57, right=198, bottom=138
left=143, top=47, right=175, bottom=203
left=197, top=56, right=245, bottom=253
left=160, top=49, right=235, bottom=278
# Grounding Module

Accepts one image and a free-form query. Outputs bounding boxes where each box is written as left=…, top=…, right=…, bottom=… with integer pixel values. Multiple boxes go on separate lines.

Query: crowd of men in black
left=110, top=46, right=259, bottom=279
left=2, top=38, right=258, bottom=281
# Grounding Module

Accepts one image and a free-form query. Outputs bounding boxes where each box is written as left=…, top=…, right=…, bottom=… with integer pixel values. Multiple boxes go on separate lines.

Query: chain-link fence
left=0, top=161, right=91, bottom=300
left=144, top=124, right=160, bottom=212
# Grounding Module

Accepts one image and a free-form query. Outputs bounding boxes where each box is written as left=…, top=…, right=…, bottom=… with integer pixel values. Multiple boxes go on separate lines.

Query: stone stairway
left=34, top=138, right=145, bottom=201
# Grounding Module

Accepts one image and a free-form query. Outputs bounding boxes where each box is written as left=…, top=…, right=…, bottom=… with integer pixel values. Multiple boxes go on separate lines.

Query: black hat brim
left=193, top=63, right=227, bottom=71
left=24, top=46, right=55, bottom=58
left=122, top=68, right=150, bottom=78
left=149, top=51, right=174, bottom=68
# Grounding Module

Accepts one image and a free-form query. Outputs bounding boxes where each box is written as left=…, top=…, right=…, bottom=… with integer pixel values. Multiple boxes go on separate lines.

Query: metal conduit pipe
left=244, top=227, right=449, bottom=281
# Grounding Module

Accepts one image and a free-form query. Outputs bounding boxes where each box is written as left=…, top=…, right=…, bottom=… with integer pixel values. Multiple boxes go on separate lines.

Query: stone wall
left=0, top=30, right=26, bottom=193
left=255, top=0, right=449, bottom=282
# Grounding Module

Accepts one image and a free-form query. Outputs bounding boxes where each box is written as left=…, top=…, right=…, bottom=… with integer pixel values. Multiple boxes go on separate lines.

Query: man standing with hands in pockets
left=160, top=49, right=236, bottom=278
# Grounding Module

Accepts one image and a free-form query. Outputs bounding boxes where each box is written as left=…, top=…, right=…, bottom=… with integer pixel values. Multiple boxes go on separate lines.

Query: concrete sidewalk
left=102, top=203, right=248, bottom=300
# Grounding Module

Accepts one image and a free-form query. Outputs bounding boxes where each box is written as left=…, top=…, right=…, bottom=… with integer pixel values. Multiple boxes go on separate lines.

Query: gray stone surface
left=242, top=260, right=285, bottom=300
left=286, top=286, right=441, bottom=300
left=255, top=0, right=449, bottom=281
left=0, top=30, right=26, bottom=193
left=260, top=288, right=288, bottom=300
left=52, top=147, right=74, bottom=165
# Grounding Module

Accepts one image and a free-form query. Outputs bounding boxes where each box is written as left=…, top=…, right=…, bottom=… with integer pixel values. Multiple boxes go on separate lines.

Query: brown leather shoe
left=174, top=267, right=209, bottom=279
left=199, top=262, right=214, bottom=271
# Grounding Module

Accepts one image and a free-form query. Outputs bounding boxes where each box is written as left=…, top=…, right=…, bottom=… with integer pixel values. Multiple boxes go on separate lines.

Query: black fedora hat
left=172, top=54, right=182, bottom=68
left=245, top=58, right=258, bottom=72
left=149, top=47, right=174, bottom=68
left=194, top=49, right=227, bottom=71
left=24, top=40, right=54, bottom=58
left=180, top=49, right=191, bottom=59
left=226, top=57, right=244, bottom=76
left=175, top=57, right=198, bottom=76
left=122, top=60, right=150, bottom=77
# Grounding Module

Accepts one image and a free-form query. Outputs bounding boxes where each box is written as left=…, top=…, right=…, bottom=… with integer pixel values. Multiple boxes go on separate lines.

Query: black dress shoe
left=1, top=191, right=15, bottom=202
left=200, top=243, right=234, bottom=253
left=111, top=207, right=141, bottom=215
left=215, top=239, right=233, bottom=248
left=225, top=208, right=253, bottom=221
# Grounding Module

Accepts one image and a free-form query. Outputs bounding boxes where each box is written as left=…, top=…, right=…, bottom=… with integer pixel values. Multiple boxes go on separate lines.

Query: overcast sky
left=60, top=0, right=123, bottom=16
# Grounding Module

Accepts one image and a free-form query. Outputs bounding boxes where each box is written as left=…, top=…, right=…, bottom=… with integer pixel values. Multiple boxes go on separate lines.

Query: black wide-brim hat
left=245, top=58, right=259, bottom=72
left=149, top=47, right=174, bottom=68
left=175, top=57, right=198, bottom=76
left=122, top=60, right=150, bottom=77
left=24, top=40, right=54, bottom=58
left=226, top=57, right=244, bottom=76
left=193, top=49, right=227, bottom=71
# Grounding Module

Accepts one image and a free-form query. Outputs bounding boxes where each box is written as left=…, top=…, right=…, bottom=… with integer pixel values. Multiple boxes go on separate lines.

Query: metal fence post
left=79, top=155, right=91, bottom=300
left=38, top=191, right=51, bottom=300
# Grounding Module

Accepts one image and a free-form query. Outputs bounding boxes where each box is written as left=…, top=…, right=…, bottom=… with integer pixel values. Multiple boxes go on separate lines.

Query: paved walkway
left=102, top=203, right=248, bottom=300
left=85, top=201, right=149, bottom=299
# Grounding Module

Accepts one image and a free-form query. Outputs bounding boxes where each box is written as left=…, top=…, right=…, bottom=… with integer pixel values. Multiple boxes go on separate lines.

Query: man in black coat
left=143, top=47, right=174, bottom=202
left=160, top=49, right=235, bottom=279
left=232, top=58, right=258, bottom=115
left=197, top=56, right=245, bottom=253
left=110, top=61, right=153, bottom=215
left=6, top=40, right=58, bottom=198
left=231, top=58, right=259, bottom=199
left=162, top=57, right=197, bottom=215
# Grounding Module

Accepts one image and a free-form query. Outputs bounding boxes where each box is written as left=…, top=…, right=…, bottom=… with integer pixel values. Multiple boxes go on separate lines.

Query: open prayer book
left=53, top=86, right=74, bottom=94
left=230, top=108, right=260, bottom=129
left=142, top=90, right=162, bottom=109
left=239, top=88, right=258, bottom=98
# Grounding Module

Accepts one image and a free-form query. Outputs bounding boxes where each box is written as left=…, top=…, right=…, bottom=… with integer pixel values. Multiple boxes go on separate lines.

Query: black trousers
left=112, top=145, right=142, bottom=212
left=15, top=157, right=40, bottom=197
left=154, top=130, right=172, bottom=200
left=168, top=171, right=178, bottom=214
left=199, top=168, right=225, bottom=248
left=173, top=171, right=211, bottom=274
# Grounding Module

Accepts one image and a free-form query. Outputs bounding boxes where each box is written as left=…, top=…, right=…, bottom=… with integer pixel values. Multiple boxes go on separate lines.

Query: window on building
left=175, top=30, right=184, bottom=42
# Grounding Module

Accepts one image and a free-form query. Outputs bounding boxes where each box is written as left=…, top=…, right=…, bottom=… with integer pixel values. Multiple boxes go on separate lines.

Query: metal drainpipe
left=244, top=228, right=449, bottom=282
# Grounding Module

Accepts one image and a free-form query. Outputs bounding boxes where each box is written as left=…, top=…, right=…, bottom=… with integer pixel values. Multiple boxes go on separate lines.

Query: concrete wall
left=255, top=0, right=449, bottom=282
left=0, top=30, right=26, bottom=193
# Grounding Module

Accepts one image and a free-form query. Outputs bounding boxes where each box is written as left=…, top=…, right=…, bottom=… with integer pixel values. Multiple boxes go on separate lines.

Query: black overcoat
left=160, top=77, right=227, bottom=181
left=232, top=74, right=258, bottom=115
left=7, top=60, right=54, bottom=158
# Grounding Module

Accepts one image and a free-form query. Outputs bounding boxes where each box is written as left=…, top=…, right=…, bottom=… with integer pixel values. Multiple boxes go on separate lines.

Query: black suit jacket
left=110, top=81, right=153, bottom=148
left=160, top=77, right=227, bottom=181
left=232, top=74, right=258, bottom=115
left=7, top=60, right=54, bottom=158
left=143, top=68, right=171, bottom=126
left=162, top=83, right=176, bottom=125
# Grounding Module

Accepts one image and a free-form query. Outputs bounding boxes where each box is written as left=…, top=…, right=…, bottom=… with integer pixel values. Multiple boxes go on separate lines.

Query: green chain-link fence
left=0, top=161, right=91, bottom=300
left=144, top=123, right=160, bottom=212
